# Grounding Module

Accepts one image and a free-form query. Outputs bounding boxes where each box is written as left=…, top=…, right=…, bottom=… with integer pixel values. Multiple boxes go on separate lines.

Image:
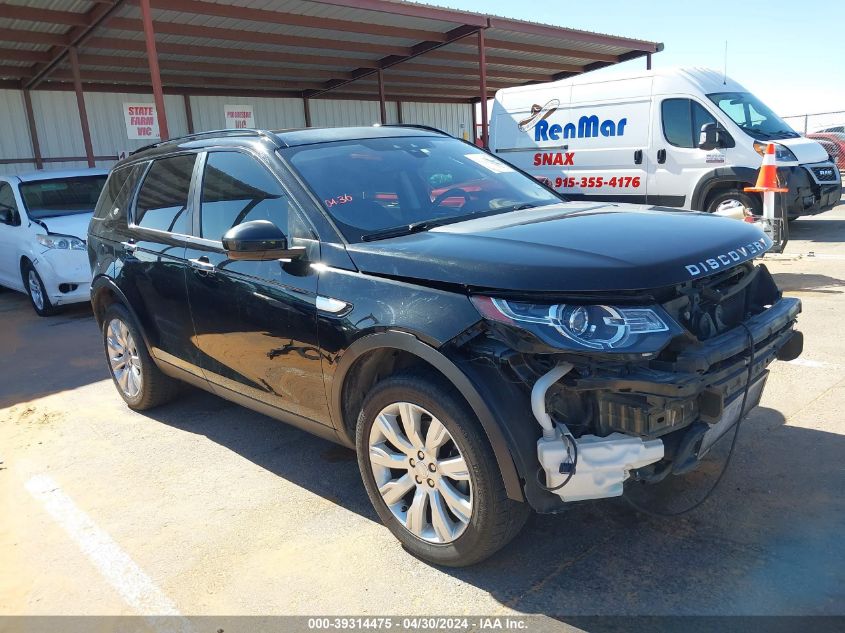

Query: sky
left=434, top=0, right=845, bottom=129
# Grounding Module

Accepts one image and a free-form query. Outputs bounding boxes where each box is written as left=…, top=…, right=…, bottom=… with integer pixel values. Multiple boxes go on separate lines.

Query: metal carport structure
left=0, top=0, right=662, bottom=169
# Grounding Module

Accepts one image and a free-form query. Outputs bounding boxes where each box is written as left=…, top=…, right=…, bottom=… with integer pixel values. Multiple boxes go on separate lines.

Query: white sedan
left=0, top=168, right=107, bottom=316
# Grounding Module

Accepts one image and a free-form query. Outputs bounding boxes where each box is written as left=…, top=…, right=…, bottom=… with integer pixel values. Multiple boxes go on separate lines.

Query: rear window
left=20, top=175, right=107, bottom=220
left=92, top=164, right=146, bottom=226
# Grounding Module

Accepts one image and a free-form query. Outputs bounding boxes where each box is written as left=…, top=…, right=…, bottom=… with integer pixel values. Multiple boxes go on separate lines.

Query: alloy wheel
left=27, top=270, right=44, bottom=311
left=106, top=318, right=143, bottom=399
left=368, top=402, right=473, bottom=544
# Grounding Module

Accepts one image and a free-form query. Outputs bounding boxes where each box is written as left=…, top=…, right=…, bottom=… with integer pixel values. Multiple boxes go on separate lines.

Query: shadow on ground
left=786, top=217, right=845, bottom=243
left=142, top=385, right=844, bottom=617
left=0, top=292, right=105, bottom=408
left=771, top=272, right=845, bottom=293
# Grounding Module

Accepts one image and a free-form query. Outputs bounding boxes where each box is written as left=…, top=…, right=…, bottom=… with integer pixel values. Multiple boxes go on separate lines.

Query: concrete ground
left=1, top=204, right=844, bottom=628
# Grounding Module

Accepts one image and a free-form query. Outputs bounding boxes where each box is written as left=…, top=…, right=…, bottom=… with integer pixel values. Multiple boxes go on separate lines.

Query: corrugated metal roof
left=0, top=0, right=662, bottom=101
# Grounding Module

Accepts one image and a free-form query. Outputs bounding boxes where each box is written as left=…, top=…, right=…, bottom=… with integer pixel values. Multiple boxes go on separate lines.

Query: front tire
left=356, top=373, right=529, bottom=567
left=102, top=303, right=181, bottom=410
left=22, top=261, right=57, bottom=317
left=705, top=189, right=761, bottom=217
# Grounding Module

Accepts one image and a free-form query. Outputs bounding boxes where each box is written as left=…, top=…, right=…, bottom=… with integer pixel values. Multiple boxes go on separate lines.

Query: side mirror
left=221, top=220, right=305, bottom=261
left=698, top=123, right=720, bottom=150
left=699, top=123, right=735, bottom=150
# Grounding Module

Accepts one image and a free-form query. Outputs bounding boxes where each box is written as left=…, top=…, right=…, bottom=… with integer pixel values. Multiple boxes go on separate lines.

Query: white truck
left=489, top=67, right=842, bottom=218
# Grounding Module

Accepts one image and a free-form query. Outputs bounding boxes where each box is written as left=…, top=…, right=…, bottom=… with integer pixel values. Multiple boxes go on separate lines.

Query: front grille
left=811, top=165, right=838, bottom=182
left=662, top=263, right=781, bottom=341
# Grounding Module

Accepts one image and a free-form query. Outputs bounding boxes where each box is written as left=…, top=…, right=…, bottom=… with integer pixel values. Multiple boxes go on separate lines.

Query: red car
left=807, top=132, right=845, bottom=171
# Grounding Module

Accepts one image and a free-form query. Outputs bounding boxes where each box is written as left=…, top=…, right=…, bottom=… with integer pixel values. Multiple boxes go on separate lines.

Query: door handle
left=188, top=256, right=215, bottom=272
left=657, top=149, right=667, bottom=164
left=121, top=240, right=137, bottom=254
left=634, top=149, right=643, bottom=165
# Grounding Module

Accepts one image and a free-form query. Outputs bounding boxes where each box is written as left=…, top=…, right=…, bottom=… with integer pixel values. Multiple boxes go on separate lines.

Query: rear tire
left=102, top=303, right=181, bottom=411
left=356, top=372, right=529, bottom=567
left=22, top=260, right=58, bottom=317
left=705, top=189, right=761, bottom=217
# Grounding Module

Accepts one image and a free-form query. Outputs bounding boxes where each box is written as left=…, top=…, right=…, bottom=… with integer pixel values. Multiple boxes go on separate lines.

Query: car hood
left=345, top=202, right=773, bottom=293
left=779, top=135, right=831, bottom=163
left=34, top=212, right=93, bottom=240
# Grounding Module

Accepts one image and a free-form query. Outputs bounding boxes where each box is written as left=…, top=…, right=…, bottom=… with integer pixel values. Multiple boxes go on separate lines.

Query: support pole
left=22, top=89, right=43, bottom=170
left=139, top=0, right=169, bottom=140
left=477, top=29, right=488, bottom=148
left=68, top=47, right=95, bottom=168
left=646, top=53, right=652, bottom=70
left=183, top=94, right=194, bottom=133
left=471, top=99, right=478, bottom=145
left=396, top=100, right=403, bottom=124
left=303, top=96, right=311, bottom=127
left=377, top=69, right=387, bottom=124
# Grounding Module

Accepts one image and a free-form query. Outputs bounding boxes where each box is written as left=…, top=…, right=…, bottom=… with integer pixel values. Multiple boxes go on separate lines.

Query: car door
left=120, top=153, right=203, bottom=376
left=183, top=149, right=331, bottom=426
left=648, top=97, right=728, bottom=208
left=0, top=180, right=25, bottom=290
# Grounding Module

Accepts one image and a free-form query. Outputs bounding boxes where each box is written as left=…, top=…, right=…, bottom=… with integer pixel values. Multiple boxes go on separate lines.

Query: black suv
left=88, top=126, right=802, bottom=566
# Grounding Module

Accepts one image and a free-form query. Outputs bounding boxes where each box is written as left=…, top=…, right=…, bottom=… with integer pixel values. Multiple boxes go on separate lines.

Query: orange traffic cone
left=745, top=142, right=787, bottom=194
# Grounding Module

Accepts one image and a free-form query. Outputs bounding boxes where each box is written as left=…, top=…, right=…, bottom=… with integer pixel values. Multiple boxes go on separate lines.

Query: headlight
left=36, top=234, right=86, bottom=250
left=753, top=141, right=797, bottom=162
left=471, top=296, right=683, bottom=353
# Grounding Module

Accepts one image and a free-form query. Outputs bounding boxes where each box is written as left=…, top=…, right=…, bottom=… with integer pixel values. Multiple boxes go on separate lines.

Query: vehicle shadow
left=0, top=292, right=106, bottom=408
left=442, top=406, right=845, bottom=617
left=142, top=389, right=844, bottom=617
left=786, top=217, right=845, bottom=243
left=139, top=387, right=378, bottom=521
left=771, top=271, right=845, bottom=293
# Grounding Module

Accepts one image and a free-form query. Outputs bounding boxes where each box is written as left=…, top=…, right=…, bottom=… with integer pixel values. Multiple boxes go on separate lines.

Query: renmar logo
left=535, top=115, right=628, bottom=141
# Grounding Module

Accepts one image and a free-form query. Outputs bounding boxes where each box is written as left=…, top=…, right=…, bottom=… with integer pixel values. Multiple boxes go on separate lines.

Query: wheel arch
left=331, top=330, right=524, bottom=501
left=90, top=275, right=155, bottom=352
left=690, top=166, right=759, bottom=210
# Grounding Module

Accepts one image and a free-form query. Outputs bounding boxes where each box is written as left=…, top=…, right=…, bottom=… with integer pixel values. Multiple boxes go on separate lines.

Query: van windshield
left=283, top=136, right=562, bottom=242
left=707, top=92, right=799, bottom=141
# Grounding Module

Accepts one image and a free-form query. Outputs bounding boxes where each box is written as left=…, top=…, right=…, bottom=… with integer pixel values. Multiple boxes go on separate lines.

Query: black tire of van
left=705, top=189, right=762, bottom=217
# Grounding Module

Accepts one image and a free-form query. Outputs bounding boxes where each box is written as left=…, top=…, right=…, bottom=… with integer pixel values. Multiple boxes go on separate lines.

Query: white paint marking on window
left=25, top=474, right=193, bottom=633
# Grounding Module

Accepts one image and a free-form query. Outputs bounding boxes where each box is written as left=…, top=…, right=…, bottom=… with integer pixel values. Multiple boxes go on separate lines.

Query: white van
left=489, top=67, right=842, bottom=218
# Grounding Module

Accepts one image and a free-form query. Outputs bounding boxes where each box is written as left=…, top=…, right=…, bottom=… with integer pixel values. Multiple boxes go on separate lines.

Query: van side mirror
left=699, top=123, right=734, bottom=150
left=222, top=220, right=306, bottom=261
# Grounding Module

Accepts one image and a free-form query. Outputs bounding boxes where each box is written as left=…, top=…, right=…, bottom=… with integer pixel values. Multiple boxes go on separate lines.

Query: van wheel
left=705, top=189, right=761, bottom=216
left=356, top=373, right=529, bottom=567
left=22, top=261, right=57, bottom=317
left=102, top=303, right=181, bottom=410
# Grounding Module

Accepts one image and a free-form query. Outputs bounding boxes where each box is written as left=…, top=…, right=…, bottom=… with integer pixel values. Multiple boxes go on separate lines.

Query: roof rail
left=382, top=124, right=451, bottom=136
left=129, top=128, right=281, bottom=156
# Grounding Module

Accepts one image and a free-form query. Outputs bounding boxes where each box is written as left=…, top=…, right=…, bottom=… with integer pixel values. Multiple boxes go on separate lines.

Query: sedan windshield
left=20, top=175, right=107, bottom=220
left=282, top=136, right=562, bottom=242
left=707, top=92, right=799, bottom=141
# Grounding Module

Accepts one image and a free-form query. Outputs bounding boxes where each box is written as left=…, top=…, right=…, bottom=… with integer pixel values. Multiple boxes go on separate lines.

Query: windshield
left=707, top=92, right=799, bottom=141
left=20, top=175, right=107, bottom=220
left=282, top=136, right=562, bottom=242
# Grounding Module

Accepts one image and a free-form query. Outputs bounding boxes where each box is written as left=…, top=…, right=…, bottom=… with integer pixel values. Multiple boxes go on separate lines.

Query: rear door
left=183, top=149, right=331, bottom=426
left=648, top=96, right=727, bottom=208
left=120, top=153, right=202, bottom=375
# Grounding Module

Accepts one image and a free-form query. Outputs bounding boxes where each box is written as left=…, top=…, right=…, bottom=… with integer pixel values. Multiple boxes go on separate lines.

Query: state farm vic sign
left=123, top=103, right=160, bottom=140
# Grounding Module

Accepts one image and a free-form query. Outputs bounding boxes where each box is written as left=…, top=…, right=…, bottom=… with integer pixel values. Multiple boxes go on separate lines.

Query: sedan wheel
left=106, top=318, right=143, bottom=399
left=28, top=269, right=45, bottom=311
left=368, top=401, right=473, bottom=544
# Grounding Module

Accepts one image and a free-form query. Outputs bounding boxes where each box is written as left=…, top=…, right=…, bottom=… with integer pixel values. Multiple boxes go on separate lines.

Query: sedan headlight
left=36, top=234, right=86, bottom=250
left=471, top=296, right=683, bottom=353
left=752, top=141, right=797, bottom=162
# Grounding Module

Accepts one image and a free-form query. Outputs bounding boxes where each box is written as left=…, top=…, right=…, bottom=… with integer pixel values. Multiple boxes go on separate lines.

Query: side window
left=692, top=102, right=717, bottom=139
left=134, top=154, right=196, bottom=234
left=662, top=99, right=694, bottom=148
left=200, top=151, right=304, bottom=242
left=93, top=164, right=144, bottom=224
left=0, top=182, right=19, bottom=226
